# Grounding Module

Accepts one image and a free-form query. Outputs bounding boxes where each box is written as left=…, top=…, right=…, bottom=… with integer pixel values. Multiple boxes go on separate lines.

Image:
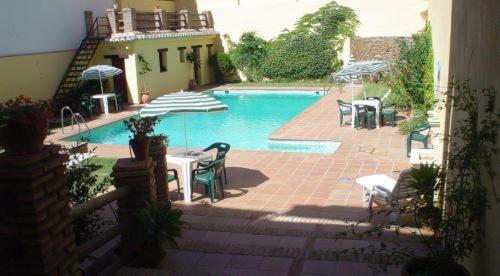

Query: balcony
left=106, top=8, right=217, bottom=42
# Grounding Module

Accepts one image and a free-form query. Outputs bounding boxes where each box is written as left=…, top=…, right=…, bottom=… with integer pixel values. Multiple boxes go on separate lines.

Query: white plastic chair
left=356, top=169, right=414, bottom=211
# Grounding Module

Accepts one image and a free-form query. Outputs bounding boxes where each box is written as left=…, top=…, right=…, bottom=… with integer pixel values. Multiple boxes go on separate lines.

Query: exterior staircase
left=52, top=17, right=110, bottom=107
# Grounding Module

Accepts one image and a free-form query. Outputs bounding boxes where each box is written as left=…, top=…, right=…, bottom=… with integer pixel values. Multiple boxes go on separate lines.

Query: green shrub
left=209, top=52, right=238, bottom=83
left=66, top=152, right=113, bottom=244
left=227, top=32, right=269, bottom=81
left=355, top=81, right=389, bottom=100
left=389, top=23, right=434, bottom=112
left=260, top=34, right=338, bottom=80
left=398, top=110, right=428, bottom=135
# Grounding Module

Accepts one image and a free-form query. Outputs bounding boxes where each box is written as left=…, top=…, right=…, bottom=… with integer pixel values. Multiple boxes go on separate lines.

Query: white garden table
left=166, top=151, right=212, bottom=203
left=91, top=93, right=118, bottom=116
left=351, top=99, right=382, bottom=129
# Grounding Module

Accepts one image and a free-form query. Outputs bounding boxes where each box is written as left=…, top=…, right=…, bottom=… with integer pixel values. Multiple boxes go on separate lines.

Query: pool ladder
left=60, top=106, right=91, bottom=137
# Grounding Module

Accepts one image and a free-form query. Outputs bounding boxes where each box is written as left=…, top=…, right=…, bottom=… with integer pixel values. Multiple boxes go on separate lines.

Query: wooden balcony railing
left=107, top=8, right=214, bottom=34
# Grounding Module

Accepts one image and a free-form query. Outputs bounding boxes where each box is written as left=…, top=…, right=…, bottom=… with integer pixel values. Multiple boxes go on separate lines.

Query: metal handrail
left=60, top=106, right=91, bottom=137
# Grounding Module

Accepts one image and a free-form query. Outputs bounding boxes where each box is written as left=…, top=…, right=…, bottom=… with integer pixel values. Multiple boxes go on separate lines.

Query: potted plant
left=0, top=95, right=53, bottom=155
left=137, top=54, right=152, bottom=104
left=186, top=51, right=199, bottom=90
left=133, top=201, right=184, bottom=267
left=123, top=116, right=159, bottom=161
left=407, top=162, right=442, bottom=232
left=149, top=134, right=169, bottom=153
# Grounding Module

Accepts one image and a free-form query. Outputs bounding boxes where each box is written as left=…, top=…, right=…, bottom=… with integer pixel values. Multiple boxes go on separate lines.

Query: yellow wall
left=0, top=51, right=74, bottom=102
left=429, top=0, right=500, bottom=274
left=94, top=35, right=219, bottom=104
left=117, top=0, right=176, bottom=12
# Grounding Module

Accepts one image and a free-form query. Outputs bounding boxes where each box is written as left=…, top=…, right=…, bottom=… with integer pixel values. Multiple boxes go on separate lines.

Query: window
left=178, top=47, right=186, bottom=63
left=206, top=44, right=213, bottom=58
left=157, top=48, right=168, bottom=72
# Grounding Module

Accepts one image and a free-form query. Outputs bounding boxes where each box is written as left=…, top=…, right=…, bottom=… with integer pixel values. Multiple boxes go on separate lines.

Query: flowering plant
left=0, top=95, right=53, bottom=129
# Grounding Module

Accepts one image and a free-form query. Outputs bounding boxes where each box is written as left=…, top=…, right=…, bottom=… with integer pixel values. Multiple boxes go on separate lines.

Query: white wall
left=196, top=0, right=428, bottom=42
left=0, top=0, right=114, bottom=56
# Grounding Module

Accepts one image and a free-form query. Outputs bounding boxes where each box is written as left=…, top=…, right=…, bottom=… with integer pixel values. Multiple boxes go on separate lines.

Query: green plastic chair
left=197, top=142, right=230, bottom=185
left=354, top=105, right=375, bottom=129
left=382, top=103, right=397, bottom=127
left=337, top=100, right=353, bottom=126
left=407, top=122, right=431, bottom=157
left=80, top=96, right=99, bottom=117
left=167, top=169, right=181, bottom=200
left=191, top=158, right=225, bottom=204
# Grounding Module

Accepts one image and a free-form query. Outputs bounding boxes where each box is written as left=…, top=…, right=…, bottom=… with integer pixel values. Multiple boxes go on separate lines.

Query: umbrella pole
left=351, top=78, right=354, bottom=103
left=99, top=69, right=104, bottom=94
left=183, top=114, right=188, bottom=155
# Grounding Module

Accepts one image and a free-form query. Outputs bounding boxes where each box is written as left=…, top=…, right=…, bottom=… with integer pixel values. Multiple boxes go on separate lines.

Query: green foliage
left=398, top=110, right=428, bottom=135
left=389, top=23, right=434, bottom=111
left=137, top=54, right=152, bottom=75
left=134, top=201, right=184, bottom=250
left=123, top=116, right=159, bottom=139
left=65, top=149, right=113, bottom=244
left=292, top=1, right=359, bottom=46
left=260, top=34, right=337, bottom=80
left=409, top=163, right=441, bottom=207
left=209, top=52, right=238, bottom=83
left=227, top=1, right=358, bottom=81
left=227, top=32, right=269, bottom=81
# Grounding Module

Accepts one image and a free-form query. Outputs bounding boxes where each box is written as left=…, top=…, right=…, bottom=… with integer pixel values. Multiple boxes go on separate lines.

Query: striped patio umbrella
left=81, top=65, right=123, bottom=94
left=331, top=60, right=389, bottom=101
left=139, top=91, right=228, bottom=154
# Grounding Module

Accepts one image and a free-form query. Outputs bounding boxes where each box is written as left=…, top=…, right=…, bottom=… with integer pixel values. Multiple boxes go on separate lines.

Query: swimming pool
left=65, top=90, right=340, bottom=154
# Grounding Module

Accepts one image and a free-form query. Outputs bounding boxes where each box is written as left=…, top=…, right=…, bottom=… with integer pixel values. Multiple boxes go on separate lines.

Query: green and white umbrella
left=139, top=91, right=228, bottom=153
left=81, top=65, right=123, bottom=94
left=332, top=60, right=388, bottom=101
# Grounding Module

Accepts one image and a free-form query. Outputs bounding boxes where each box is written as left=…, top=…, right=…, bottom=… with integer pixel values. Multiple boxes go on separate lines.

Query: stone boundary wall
left=351, top=36, right=410, bottom=62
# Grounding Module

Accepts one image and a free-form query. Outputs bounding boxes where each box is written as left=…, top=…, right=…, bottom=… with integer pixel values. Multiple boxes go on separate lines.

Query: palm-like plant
left=408, top=162, right=441, bottom=209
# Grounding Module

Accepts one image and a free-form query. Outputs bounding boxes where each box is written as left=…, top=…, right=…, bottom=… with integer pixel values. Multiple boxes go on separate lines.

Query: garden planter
left=402, top=257, right=469, bottom=276
left=129, top=137, right=150, bottom=161
left=141, top=92, right=151, bottom=104
left=188, top=79, right=198, bottom=90
left=136, top=245, right=166, bottom=267
left=0, top=120, right=48, bottom=155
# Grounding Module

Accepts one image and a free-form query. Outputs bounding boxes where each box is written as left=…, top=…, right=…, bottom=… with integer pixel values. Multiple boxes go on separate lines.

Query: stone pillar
left=122, top=8, right=137, bottom=33
left=107, top=8, right=118, bottom=33
left=178, top=10, right=191, bottom=30
left=201, top=11, right=214, bottom=29
left=111, top=158, right=156, bottom=253
left=149, top=138, right=168, bottom=202
left=154, top=8, right=168, bottom=31
left=84, top=10, right=93, bottom=34
left=0, top=146, right=79, bottom=275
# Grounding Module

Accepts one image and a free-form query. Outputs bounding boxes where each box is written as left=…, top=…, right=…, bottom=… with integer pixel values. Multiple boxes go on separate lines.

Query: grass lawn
left=88, top=157, right=117, bottom=182
left=355, top=81, right=390, bottom=100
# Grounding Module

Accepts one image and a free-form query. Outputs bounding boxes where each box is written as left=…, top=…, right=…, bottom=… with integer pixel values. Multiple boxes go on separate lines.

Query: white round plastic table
left=91, top=93, right=118, bottom=116
left=351, top=99, right=382, bottom=129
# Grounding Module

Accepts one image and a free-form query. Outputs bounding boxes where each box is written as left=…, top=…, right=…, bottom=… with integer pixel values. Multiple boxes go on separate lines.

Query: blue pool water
left=65, top=90, right=340, bottom=153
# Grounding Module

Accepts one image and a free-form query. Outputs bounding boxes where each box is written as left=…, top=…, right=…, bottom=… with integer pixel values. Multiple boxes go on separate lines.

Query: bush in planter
left=334, top=81, right=499, bottom=275
left=209, top=52, right=238, bottom=83
left=134, top=201, right=184, bottom=267
left=0, top=95, right=53, bottom=154
left=124, top=116, right=159, bottom=161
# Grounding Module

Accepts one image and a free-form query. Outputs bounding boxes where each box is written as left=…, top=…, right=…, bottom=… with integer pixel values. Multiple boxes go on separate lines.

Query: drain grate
left=338, top=176, right=355, bottom=184
left=358, top=147, right=375, bottom=153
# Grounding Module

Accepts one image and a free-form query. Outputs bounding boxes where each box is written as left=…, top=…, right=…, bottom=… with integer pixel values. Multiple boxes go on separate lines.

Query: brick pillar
left=201, top=11, right=214, bottom=29
left=122, top=8, right=137, bottom=33
left=107, top=8, right=118, bottom=34
left=178, top=10, right=191, bottom=29
left=0, top=146, right=79, bottom=275
left=154, top=8, right=168, bottom=31
left=111, top=158, right=156, bottom=253
left=149, top=138, right=168, bottom=202
left=84, top=10, right=93, bottom=34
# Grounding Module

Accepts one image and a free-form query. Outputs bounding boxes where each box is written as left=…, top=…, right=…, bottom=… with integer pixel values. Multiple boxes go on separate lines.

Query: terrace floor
left=48, top=86, right=427, bottom=275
